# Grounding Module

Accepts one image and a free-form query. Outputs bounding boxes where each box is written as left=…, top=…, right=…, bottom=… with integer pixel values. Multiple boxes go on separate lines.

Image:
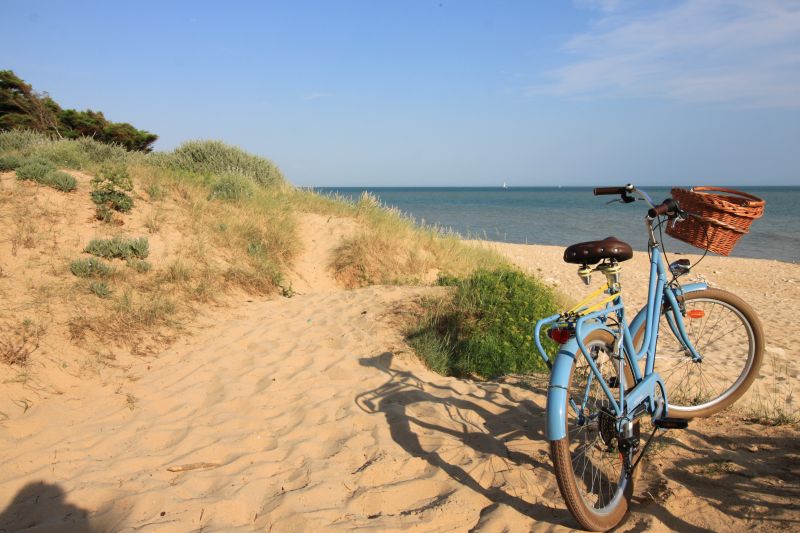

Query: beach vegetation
left=0, top=130, right=518, bottom=369
left=84, top=236, right=150, bottom=260
left=0, top=154, right=21, bottom=171
left=15, top=157, right=77, bottom=192
left=89, top=281, right=112, bottom=298
left=329, top=192, right=505, bottom=287
left=70, top=258, right=115, bottom=278
left=91, top=165, right=134, bottom=217
left=408, top=268, right=560, bottom=378
left=0, top=319, right=44, bottom=366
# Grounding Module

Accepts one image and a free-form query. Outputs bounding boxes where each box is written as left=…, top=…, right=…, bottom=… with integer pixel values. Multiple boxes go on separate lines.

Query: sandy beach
left=1, top=215, right=798, bottom=531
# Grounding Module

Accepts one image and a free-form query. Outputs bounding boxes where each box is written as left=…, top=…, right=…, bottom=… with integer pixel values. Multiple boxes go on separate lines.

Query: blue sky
left=3, top=0, right=799, bottom=186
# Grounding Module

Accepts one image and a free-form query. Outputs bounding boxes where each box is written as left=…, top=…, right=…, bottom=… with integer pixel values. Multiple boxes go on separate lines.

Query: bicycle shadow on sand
left=355, top=351, right=570, bottom=528
left=655, top=424, right=800, bottom=529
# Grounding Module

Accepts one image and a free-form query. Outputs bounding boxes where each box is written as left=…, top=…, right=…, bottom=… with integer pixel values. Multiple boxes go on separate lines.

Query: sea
left=315, top=187, right=800, bottom=264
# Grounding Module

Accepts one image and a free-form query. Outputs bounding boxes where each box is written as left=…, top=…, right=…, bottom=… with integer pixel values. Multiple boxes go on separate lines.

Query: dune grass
left=85, top=236, right=150, bottom=260
left=15, top=157, right=77, bottom=192
left=328, top=192, right=506, bottom=287
left=0, top=131, right=530, bottom=371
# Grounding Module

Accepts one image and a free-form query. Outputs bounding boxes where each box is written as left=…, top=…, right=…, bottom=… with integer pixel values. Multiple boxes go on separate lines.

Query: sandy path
left=286, top=213, right=359, bottom=295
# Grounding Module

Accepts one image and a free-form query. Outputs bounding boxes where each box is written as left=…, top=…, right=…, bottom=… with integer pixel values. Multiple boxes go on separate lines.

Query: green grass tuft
left=15, top=158, right=77, bottom=192
left=70, top=258, right=115, bottom=278
left=126, top=258, right=152, bottom=273
left=89, top=281, right=112, bottom=298
left=15, top=157, right=54, bottom=182
left=209, top=173, right=254, bottom=202
left=408, top=268, right=559, bottom=378
left=46, top=170, right=78, bottom=192
left=0, top=155, right=22, bottom=171
left=84, top=236, right=149, bottom=260
left=156, top=140, right=286, bottom=189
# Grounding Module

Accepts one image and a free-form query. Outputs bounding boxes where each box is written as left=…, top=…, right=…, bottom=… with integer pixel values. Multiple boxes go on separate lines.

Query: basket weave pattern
left=667, top=187, right=765, bottom=256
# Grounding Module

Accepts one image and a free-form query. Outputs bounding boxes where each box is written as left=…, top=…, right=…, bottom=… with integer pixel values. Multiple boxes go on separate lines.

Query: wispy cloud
left=534, top=1, right=800, bottom=108
left=302, top=92, right=334, bottom=101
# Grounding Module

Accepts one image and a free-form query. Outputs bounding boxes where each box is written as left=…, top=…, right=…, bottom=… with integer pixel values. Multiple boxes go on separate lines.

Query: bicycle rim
left=551, top=331, right=631, bottom=531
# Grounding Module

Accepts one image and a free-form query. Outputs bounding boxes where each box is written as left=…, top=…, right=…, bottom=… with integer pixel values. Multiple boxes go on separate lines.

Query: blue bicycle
left=534, top=185, right=764, bottom=531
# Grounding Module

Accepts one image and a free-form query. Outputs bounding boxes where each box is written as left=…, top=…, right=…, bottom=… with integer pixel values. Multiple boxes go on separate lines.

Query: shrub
left=91, top=165, right=134, bottom=213
left=208, top=173, right=254, bottom=202
left=161, top=140, right=286, bottom=189
left=84, top=236, right=149, bottom=259
left=408, top=268, right=559, bottom=378
left=45, top=170, right=77, bottom=192
left=15, top=157, right=54, bottom=182
left=89, top=281, right=112, bottom=298
left=70, top=258, right=114, bottom=278
left=0, top=155, right=21, bottom=171
left=15, top=157, right=77, bottom=192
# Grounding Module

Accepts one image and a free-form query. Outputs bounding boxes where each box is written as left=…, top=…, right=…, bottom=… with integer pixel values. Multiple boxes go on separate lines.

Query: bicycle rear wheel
left=634, top=288, right=763, bottom=418
left=550, top=330, right=632, bottom=531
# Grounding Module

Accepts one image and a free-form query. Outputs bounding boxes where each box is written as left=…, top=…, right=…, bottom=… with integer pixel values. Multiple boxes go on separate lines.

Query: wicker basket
left=666, top=187, right=765, bottom=256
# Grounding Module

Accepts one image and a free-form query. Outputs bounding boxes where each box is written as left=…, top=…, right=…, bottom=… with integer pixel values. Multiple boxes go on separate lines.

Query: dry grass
left=327, top=192, right=506, bottom=287
left=0, top=132, right=511, bottom=373
left=0, top=319, right=45, bottom=366
left=741, top=353, right=798, bottom=426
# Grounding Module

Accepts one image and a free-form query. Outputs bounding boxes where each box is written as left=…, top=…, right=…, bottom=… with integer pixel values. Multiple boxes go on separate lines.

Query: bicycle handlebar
left=647, top=198, right=679, bottom=218
left=593, top=186, right=629, bottom=196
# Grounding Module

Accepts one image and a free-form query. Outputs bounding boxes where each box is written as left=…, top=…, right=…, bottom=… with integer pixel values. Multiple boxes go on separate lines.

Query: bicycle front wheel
left=550, top=330, right=632, bottom=531
left=634, top=288, right=764, bottom=419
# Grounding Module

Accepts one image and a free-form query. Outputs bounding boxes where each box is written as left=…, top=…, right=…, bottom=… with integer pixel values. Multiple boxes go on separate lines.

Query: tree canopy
left=0, top=70, right=157, bottom=152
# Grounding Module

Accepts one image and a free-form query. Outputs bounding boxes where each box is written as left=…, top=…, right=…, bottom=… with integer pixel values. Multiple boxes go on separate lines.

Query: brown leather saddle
left=563, top=236, right=633, bottom=265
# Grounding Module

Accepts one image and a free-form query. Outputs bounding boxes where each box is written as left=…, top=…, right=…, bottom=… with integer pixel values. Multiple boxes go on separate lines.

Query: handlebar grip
left=648, top=198, right=678, bottom=218
left=594, top=187, right=627, bottom=196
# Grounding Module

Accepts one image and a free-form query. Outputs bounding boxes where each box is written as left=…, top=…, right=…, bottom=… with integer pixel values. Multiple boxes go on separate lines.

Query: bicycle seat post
left=597, top=260, right=622, bottom=293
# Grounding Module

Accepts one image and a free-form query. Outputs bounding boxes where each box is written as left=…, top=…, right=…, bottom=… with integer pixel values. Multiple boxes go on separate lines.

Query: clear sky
left=3, top=0, right=799, bottom=186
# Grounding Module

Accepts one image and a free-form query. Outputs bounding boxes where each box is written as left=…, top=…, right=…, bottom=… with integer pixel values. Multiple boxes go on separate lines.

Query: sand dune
left=1, top=222, right=798, bottom=531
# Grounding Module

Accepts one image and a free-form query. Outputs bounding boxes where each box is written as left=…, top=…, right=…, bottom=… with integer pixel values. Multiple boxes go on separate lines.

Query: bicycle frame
left=535, top=222, right=708, bottom=441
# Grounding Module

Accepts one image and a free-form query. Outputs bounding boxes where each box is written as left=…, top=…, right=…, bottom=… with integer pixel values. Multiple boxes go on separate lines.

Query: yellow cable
left=567, top=283, right=610, bottom=314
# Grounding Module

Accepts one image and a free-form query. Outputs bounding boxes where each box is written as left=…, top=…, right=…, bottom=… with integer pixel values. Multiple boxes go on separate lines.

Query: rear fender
left=546, top=321, right=615, bottom=441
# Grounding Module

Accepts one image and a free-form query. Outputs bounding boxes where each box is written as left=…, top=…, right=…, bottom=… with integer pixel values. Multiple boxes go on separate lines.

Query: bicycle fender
left=629, top=282, right=708, bottom=337
left=546, top=322, right=615, bottom=441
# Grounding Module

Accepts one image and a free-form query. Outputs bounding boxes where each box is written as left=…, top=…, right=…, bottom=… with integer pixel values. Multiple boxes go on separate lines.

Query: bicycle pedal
left=653, top=417, right=689, bottom=430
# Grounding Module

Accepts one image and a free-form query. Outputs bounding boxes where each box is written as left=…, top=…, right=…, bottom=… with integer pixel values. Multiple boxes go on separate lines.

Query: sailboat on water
left=502, top=181, right=508, bottom=189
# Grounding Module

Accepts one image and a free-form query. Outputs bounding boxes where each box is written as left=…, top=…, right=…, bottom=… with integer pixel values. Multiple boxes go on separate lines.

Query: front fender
left=629, top=282, right=708, bottom=343
left=546, top=321, right=615, bottom=441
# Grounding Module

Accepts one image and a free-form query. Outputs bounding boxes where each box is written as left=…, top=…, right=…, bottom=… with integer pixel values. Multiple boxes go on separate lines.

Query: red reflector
left=686, top=309, right=705, bottom=319
left=548, top=328, right=572, bottom=344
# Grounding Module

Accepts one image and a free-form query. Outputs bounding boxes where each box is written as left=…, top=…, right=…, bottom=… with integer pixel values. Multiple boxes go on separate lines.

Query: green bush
left=160, top=140, right=286, bottom=189
left=408, top=268, right=559, bottom=378
left=45, top=170, right=77, bottom=192
left=209, top=173, right=254, bottom=202
left=70, top=258, right=114, bottom=278
left=84, top=236, right=149, bottom=259
left=15, top=157, right=54, bottom=182
left=0, top=155, right=21, bottom=171
left=14, top=157, right=77, bottom=192
left=91, top=165, right=134, bottom=212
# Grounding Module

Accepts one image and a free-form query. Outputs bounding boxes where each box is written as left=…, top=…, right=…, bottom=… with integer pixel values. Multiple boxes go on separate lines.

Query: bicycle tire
left=633, top=288, right=764, bottom=419
left=550, top=330, right=632, bottom=531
